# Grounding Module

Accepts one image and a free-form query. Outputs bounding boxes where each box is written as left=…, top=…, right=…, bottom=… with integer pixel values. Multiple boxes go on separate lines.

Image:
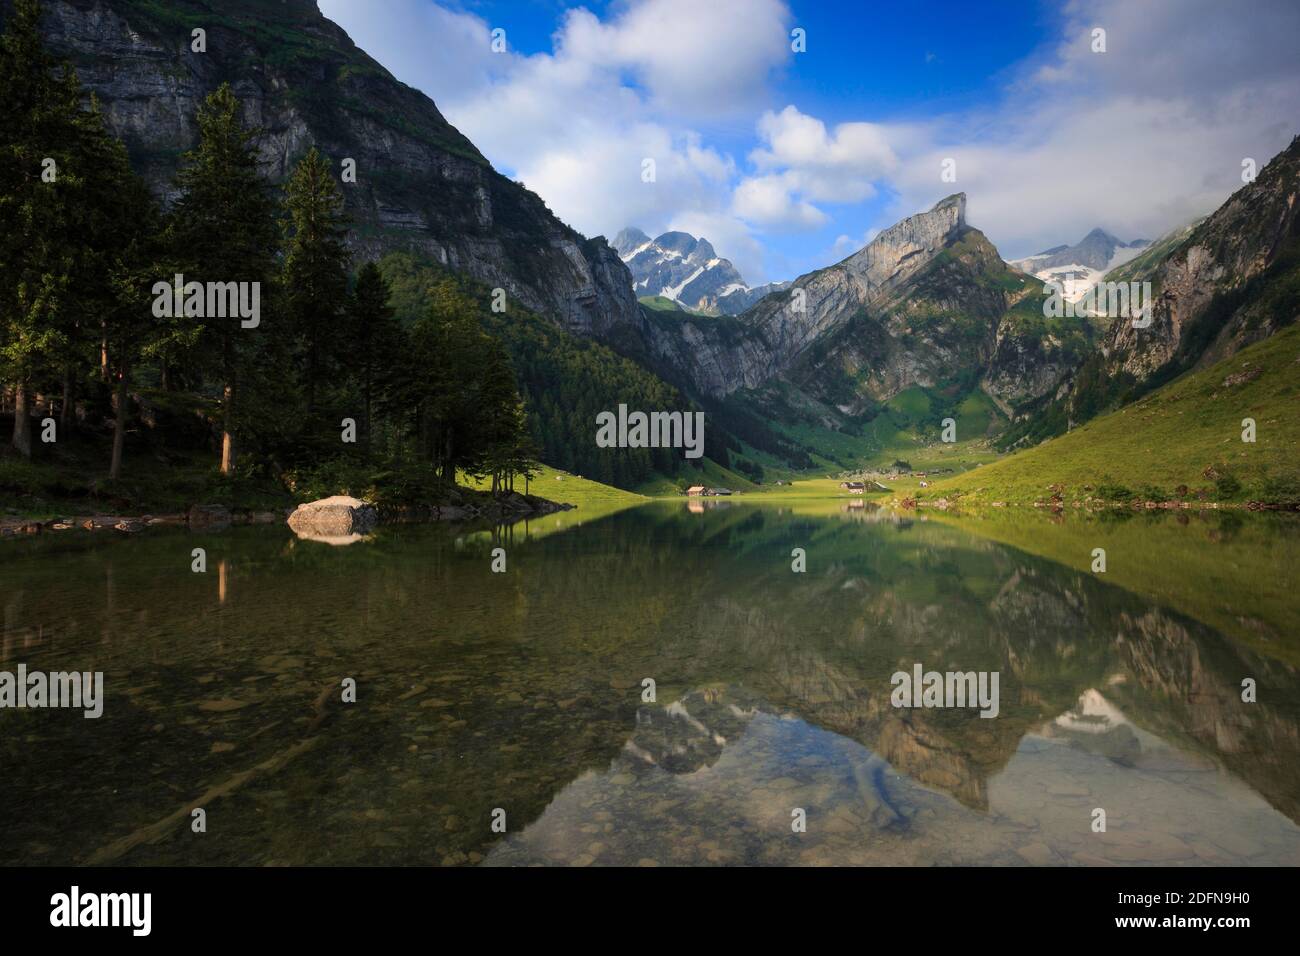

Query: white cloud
left=750, top=106, right=898, bottom=198
left=733, top=173, right=828, bottom=230
left=319, top=0, right=1300, bottom=279
left=874, top=0, right=1300, bottom=259
left=731, top=106, right=898, bottom=228
left=319, top=0, right=790, bottom=277
left=554, top=0, right=790, bottom=117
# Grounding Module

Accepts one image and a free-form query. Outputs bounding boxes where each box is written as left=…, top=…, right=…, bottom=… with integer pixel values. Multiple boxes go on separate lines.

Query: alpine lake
left=3, top=497, right=1299, bottom=866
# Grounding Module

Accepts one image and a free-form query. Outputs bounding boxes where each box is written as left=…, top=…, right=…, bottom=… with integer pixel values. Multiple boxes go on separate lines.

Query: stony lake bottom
left=3, top=501, right=1299, bottom=866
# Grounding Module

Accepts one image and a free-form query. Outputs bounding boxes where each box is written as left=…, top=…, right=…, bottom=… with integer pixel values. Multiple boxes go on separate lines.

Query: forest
left=0, top=0, right=543, bottom=509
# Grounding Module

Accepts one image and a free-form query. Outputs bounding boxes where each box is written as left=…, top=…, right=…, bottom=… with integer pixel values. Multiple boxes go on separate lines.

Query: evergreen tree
left=410, top=279, right=489, bottom=480
left=470, top=339, right=537, bottom=495
left=95, top=145, right=162, bottom=480
left=0, top=0, right=85, bottom=457
left=281, top=147, right=349, bottom=420
left=348, top=261, right=401, bottom=459
left=168, top=83, right=278, bottom=475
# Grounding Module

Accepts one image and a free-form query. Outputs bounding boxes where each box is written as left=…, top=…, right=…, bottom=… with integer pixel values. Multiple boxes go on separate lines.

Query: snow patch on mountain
left=1011, top=228, right=1150, bottom=303
left=613, top=227, right=788, bottom=314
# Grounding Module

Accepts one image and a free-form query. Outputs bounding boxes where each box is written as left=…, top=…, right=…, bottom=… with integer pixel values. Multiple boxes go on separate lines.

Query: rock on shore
left=287, top=496, right=379, bottom=537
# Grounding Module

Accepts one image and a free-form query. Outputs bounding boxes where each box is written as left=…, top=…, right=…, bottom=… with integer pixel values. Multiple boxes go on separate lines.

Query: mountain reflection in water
left=2, top=502, right=1297, bottom=865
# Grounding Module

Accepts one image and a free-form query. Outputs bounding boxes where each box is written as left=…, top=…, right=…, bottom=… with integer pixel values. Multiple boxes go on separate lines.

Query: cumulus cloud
left=730, top=106, right=899, bottom=231
left=732, top=173, right=827, bottom=230
left=887, top=0, right=1300, bottom=258
left=553, top=0, right=790, bottom=118
left=749, top=106, right=898, bottom=200
left=319, top=0, right=790, bottom=274
left=319, top=0, right=1300, bottom=279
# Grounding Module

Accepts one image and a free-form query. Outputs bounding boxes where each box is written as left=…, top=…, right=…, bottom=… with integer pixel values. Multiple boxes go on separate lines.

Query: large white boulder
left=287, top=496, right=378, bottom=537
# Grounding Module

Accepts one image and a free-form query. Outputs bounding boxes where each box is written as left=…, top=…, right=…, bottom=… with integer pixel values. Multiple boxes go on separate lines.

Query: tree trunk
left=220, top=333, right=236, bottom=476
left=363, top=371, right=372, bottom=461
left=60, top=369, right=73, bottom=431
left=442, top=434, right=454, bottom=483
left=11, top=384, right=33, bottom=458
left=220, top=378, right=236, bottom=475
left=306, top=342, right=317, bottom=413
left=109, top=368, right=128, bottom=479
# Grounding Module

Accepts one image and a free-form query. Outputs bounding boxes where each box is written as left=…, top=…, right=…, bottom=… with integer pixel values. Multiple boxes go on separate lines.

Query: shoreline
left=0, top=492, right=575, bottom=540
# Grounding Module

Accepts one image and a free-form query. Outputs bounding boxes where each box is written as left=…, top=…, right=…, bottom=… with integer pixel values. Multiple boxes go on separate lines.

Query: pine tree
left=411, top=279, right=489, bottom=480
left=0, top=0, right=85, bottom=457
left=471, top=339, right=535, bottom=495
left=93, top=136, right=161, bottom=479
left=282, top=147, right=349, bottom=420
left=168, top=83, right=278, bottom=475
left=348, top=261, right=401, bottom=459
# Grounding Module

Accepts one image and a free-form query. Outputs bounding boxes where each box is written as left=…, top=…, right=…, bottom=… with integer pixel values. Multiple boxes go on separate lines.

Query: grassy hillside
left=632, top=456, right=760, bottom=496
left=462, top=463, right=643, bottom=509
left=925, top=323, right=1300, bottom=506
left=637, top=295, right=709, bottom=316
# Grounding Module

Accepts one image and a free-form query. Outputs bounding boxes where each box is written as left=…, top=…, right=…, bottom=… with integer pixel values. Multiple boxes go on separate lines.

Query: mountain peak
left=611, top=227, right=650, bottom=257
left=1011, top=226, right=1153, bottom=296
left=1082, top=227, right=1119, bottom=243
left=617, top=228, right=784, bottom=314
left=936, top=192, right=967, bottom=222
left=843, top=192, right=966, bottom=268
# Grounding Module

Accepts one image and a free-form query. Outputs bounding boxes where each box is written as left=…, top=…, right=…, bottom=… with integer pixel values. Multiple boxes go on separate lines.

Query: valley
left=6, top=0, right=1297, bottom=513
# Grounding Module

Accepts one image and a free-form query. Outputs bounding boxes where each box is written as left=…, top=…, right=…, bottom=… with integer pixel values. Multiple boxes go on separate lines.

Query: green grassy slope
left=637, top=295, right=708, bottom=316
left=462, top=464, right=644, bottom=510
left=926, top=323, right=1300, bottom=506
left=632, top=457, right=759, bottom=496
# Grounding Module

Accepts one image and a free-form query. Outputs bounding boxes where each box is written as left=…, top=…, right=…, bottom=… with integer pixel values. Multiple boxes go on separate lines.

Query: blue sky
left=319, top=0, right=1300, bottom=284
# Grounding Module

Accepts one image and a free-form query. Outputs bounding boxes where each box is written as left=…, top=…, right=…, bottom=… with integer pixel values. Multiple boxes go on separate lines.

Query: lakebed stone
left=188, top=504, right=232, bottom=530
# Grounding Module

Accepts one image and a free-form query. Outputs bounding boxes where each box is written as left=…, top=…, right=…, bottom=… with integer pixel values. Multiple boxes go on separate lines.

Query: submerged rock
left=188, top=504, right=232, bottom=531
left=287, top=496, right=379, bottom=537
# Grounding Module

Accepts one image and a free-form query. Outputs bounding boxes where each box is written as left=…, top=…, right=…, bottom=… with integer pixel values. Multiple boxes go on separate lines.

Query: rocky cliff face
left=1003, top=135, right=1300, bottom=438
left=786, top=216, right=1035, bottom=413
left=29, top=0, right=643, bottom=336
left=747, top=194, right=971, bottom=377
left=1100, top=136, right=1300, bottom=382
left=981, top=318, right=1085, bottom=416
left=624, top=193, right=1073, bottom=425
